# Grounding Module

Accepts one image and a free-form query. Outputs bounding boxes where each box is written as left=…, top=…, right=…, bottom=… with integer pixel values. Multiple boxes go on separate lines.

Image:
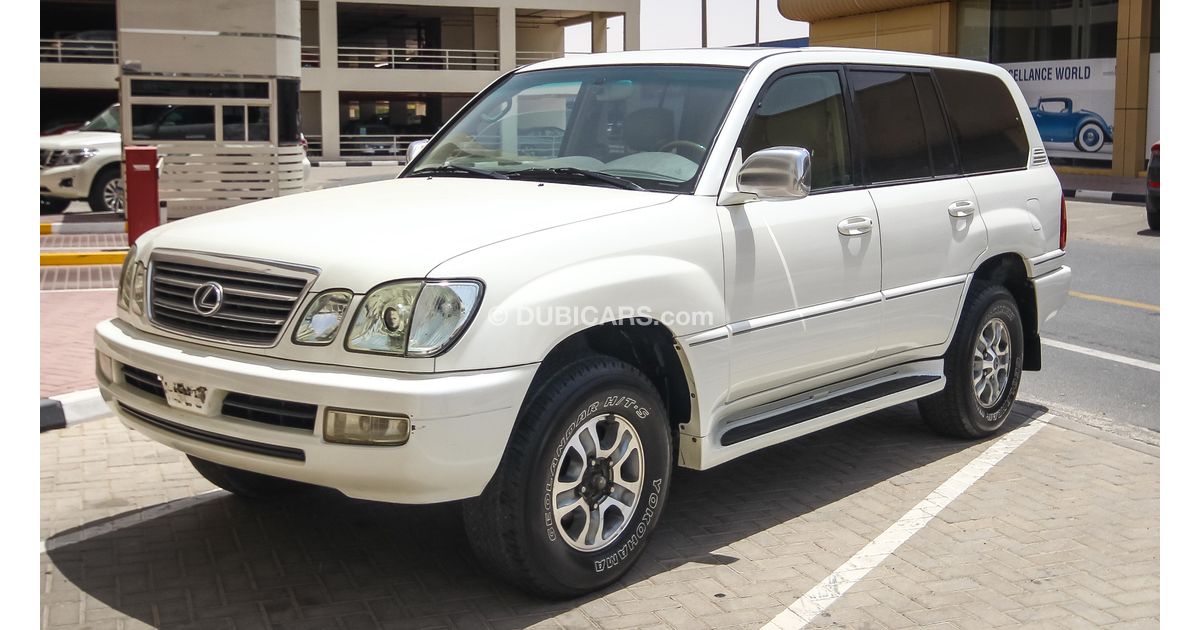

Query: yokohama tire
left=920, top=284, right=1024, bottom=439
left=187, top=455, right=308, bottom=499
left=463, top=356, right=673, bottom=598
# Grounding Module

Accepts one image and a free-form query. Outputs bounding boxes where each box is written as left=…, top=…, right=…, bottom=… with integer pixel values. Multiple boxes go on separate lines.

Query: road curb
left=40, top=388, right=109, bottom=432
left=40, top=221, right=127, bottom=235
left=41, top=250, right=128, bottom=266
left=1063, top=188, right=1147, bottom=204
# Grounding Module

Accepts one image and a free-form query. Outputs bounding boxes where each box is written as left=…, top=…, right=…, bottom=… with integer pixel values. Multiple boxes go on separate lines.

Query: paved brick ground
left=40, top=290, right=115, bottom=397
left=41, top=265, right=121, bottom=291
left=41, top=233, right=129, bottom=250
left=40, top=403, right=1158, bottom=629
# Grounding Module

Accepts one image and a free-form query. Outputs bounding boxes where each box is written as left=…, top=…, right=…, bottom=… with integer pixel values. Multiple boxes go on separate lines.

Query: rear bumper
left=1033, top=265, right=1072, bottom=327
left=95, top=318, right=538, bottom=504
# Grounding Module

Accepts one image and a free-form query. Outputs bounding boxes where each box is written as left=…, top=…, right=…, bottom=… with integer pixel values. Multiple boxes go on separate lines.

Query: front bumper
left=95, top=318, right=538, bottom=504
left=40, top=164, right=88, bottom=200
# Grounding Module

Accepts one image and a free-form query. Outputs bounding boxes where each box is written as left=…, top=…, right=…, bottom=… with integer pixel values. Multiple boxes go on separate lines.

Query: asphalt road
left=1020, top=199, right=1160, bottom=432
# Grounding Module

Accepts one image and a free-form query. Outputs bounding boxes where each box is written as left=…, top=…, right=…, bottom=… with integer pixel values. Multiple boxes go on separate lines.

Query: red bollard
left=124, top=146, right=160, bottom=247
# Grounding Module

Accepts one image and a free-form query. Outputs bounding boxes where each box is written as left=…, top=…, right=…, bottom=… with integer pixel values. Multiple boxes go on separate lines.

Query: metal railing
left=40, top=39, right=118, bottom=64
left=339, top=134, right=433, bottom=158
left=337, top=47, right=499, bottom=71
left=301, top=45, right=320, bottom=68
left=516, top=50, right=591, bottom=66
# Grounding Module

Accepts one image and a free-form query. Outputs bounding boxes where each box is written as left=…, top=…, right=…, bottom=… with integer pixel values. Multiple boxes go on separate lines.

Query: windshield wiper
left=411, top=164, right=509, bottom=180
left=507, top=167, right=644, bottom=191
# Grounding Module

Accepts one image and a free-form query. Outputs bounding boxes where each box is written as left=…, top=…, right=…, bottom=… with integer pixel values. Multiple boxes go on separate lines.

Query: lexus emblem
left=192, top=281, right=224, bottom=316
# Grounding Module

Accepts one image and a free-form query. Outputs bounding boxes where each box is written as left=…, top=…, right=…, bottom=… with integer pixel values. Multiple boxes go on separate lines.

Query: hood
left=141, top=177, right=675, bottom=290
left=40, top=131, right=121, bottom=150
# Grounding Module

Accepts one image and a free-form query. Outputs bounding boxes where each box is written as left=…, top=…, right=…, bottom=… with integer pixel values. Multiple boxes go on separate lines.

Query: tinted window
left=912, top=73, right=958, bottom=176
left=739, top=71, right=852, bottom=190
left=277, top=78, right=301, bottom=145
left=131, top=79, right=269, bottom=99
left=131, top=105, right=215, bottom=141
left=849, top=71, right=929, bottom=183
left=934, top=69, right=1029, bottom=173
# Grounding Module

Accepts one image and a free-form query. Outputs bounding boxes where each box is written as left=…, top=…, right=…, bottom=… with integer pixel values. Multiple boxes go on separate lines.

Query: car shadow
left=44, top=401, right=1049, bottom=629
left=1137, top=228, right=1159, bottom=237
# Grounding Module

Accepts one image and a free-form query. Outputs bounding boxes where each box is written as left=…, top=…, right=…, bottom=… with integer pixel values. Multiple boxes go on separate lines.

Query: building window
left=131, top=104, right=216, bottom=141
left=989, top=0, right=1118, bottom=63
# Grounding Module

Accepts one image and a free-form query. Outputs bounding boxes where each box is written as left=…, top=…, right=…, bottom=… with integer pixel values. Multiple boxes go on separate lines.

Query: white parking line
left=40, top=489, right=224, bottom=555
left=762, top=415, right=1051, bottom=630
left=1043, top=338, right=1160, bottom=372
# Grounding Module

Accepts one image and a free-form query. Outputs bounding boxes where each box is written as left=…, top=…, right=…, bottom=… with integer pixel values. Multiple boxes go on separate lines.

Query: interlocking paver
left=41, top=402, right=1158, bottom=629
left=40, top=289, right=116, bottom=396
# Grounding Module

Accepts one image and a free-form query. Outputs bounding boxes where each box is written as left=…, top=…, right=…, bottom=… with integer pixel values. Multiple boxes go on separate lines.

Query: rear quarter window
left=934, top=69, right=1029, bottom=174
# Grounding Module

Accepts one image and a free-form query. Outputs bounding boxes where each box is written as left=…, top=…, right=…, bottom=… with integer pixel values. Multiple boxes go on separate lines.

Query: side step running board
left=719, top=374, right=941, bottom=446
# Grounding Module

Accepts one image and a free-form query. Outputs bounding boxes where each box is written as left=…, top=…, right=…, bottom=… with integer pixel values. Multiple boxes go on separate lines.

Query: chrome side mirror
left=406, top=139, right=430, bottom=164
left=736, top=147, right=812, bottom=201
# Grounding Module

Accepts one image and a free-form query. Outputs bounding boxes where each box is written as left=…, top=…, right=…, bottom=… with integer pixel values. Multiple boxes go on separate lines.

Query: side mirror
left=406, top=139, right=430, bottom=164
left=736, top=147, right=812, bottom=201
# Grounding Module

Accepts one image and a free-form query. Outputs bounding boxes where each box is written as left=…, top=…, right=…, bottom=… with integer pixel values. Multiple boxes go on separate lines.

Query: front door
left=721, top=69, right=883, bottom=401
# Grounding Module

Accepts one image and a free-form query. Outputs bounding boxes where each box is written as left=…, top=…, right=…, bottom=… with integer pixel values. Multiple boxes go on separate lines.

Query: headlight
left=50, top=148, right=98, bottom=166
left=407, top=281, right=483, bottom=357
left=293, top=290, right=353, bottom=345
left=117, top=245, right=137, bottom=312
left=345, top=280, right=482, bottom=356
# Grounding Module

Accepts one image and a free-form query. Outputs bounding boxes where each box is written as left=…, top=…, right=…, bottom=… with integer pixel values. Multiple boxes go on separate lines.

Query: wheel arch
left=971, top=252, right=1042, bottom=371
left=521, top=318, right=697, bottom=453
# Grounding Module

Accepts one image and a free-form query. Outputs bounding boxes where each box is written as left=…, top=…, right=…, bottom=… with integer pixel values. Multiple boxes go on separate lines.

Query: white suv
left=95, top=48, right=1072, bottom=597
left=41, top=104, right=124, bottom=214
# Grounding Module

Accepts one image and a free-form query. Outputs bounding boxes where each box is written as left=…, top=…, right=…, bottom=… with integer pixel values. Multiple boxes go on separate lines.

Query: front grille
left=122, top=365, right=165, bottom=398
left=148, top=253, right=314, bottom=346
left=222, top=393, right=318, bottom=431
left=41, top=149, right=62, bottom=168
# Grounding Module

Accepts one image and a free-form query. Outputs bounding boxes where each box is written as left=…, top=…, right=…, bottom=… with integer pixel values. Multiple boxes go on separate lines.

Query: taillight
left=1059, top=194, right=1068, bottom=250
left=1152, top=142, right=1160, bottom=156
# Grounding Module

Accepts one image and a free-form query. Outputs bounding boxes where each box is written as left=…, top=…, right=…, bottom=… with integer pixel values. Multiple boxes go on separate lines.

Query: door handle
left=948, top=200, right=976, bottom=217
left=837, top=216, right=874, bottom=236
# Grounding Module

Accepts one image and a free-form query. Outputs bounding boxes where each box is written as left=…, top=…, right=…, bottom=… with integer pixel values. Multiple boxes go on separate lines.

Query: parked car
left=1146, top=141, right=1159, bottom=230
left=40, top=103, right=123, bottom=214
left=1029, top=97, right=1113, bottom=153
left=96, top=48, right=1071, bottom=598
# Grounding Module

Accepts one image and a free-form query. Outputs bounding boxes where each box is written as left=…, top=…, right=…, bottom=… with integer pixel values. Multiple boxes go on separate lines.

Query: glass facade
left=956, top=0, right=1127, bottom=64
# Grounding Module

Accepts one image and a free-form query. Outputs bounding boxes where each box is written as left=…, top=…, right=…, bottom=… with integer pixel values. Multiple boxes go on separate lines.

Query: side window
left=848, top=70, right=930, bottom=183
left=739, top=71, right=852, bottom=190
left=912, top=73, right=958, bottom=176
left=933, top=69, right=1030, bottom=173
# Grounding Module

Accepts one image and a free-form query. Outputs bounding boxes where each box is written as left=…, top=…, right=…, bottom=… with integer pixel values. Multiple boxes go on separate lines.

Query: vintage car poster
left=999, top=57, right=1117, bottom=165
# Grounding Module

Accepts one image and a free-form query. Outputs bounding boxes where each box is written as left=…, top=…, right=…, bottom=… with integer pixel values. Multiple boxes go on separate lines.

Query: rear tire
left=187, top=455, right=308, bottom=499
left=920, top=284, right=1024, bottom=439
left=1147, top=208, right=1160, bottom=231
left=88, top=166, right=123, bottom=214
left=463, top=356, right=673, bottom=598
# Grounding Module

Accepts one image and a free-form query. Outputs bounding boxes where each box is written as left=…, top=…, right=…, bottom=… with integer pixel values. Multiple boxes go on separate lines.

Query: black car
left=1147, top=142, right=1159, bottom=230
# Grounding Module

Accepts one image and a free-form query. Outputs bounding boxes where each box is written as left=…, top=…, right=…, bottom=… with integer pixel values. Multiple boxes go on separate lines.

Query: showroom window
left=989, top=0, right=1118, bottom=63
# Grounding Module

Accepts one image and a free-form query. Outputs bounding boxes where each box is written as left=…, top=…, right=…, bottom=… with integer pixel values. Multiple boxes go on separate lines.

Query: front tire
left=188, top=455, right=308, bottom=499
left=463, top=356, right=673, bottom=598
left=88, top=166, right=124, bottom=214
left=1147, top=207, right=1160, bottom=231
left=920, top=284, right=1024, bottom=439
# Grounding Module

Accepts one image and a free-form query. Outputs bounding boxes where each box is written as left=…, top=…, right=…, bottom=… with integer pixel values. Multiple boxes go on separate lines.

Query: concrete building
left=778, top=0, right=1159, bottom=178
left=40, top=0, right=639, bottom=159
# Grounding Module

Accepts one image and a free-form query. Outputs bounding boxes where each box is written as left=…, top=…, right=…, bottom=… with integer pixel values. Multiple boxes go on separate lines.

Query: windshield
left=406, top=65, right=747, bottom=193
left=81, top=104, right=120, bottom=132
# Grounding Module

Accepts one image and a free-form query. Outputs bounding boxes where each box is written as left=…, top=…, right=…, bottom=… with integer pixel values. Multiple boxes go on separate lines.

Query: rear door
left=846, top=68, right=988, bottom=357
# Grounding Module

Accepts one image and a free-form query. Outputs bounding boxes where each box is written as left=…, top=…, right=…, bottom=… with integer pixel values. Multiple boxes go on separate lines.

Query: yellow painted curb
left=40, top=251, right=128, bottom=266
left=39, top=223, right=52, bottom=235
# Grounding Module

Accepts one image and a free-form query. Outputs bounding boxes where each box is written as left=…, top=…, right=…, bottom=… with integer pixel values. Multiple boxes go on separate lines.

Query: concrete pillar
left=623, top=2, right=640, bottom=51
left=499, top=6, right=516, bottom=71
left=320, top=88, right=340, bottom=159
left=591, top=13, right=607, bottom=53
left=317, top=0, right=339, bottom=157
left=1113, top=0, right=1153, bottom=177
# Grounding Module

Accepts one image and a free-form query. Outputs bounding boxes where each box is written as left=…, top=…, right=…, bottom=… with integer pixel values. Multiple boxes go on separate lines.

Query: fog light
left=323, top=409, right=410, bottom=445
